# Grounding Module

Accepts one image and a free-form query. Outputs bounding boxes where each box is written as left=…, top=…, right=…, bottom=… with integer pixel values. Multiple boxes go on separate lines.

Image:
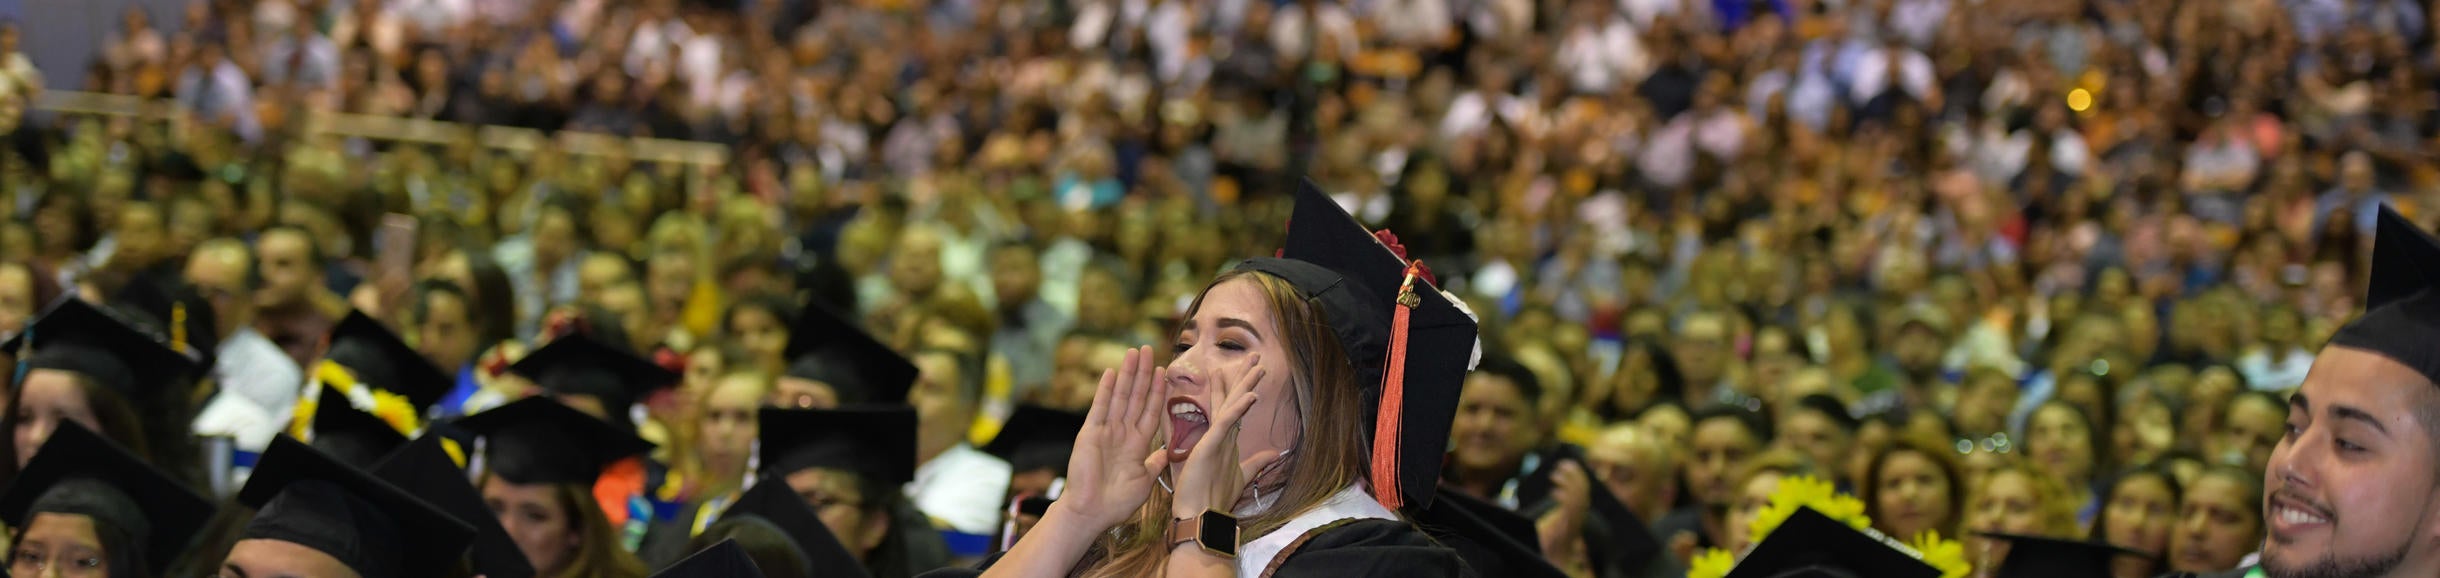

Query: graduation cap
left=2330, top=205, right=2440, bottom=386
left=1414, top=486, right=1568, bottom=578
left=1977, top=532, right=2147, bottom=578
left=309, top=391, right=411, bottom=468
left=237, top=436, right=478, bottom=578
left=1230, top=178, right=1480, bottom=511
left=2, top=298, right=205, bottom=398
left=982, top=405, right=1085, bottom=475
left=508, top=333, right=681, bottom=421
left=719, top=479, right=873, bottom=578
left=327, top=310, right=455, bottom=413
left=756, top=406, right=917, bottom=486
left=652, top=539, right=766, bottom=578
left=0, top=421, right=213, bottom=575
left=453, top=397, right=656, bottom=485
left=781, top=302, right=917, bottom=405
left=372, top=435, right=538, bottom=578
left=1724, top=506, right=1941, bottom=578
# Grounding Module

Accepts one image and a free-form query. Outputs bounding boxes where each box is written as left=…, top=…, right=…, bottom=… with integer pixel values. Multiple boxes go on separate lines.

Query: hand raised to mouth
left=1170, top=352, right=1282, bottom=517
left=1057, top=345, right=1172, bottom=531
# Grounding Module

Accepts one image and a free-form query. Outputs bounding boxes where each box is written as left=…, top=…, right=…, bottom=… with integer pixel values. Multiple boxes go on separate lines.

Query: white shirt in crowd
left=1556, top=18, right=1651, bottom=95
left=906, top=443, right=1014, bottom=536
left=192, top=327, right=305, bottom=452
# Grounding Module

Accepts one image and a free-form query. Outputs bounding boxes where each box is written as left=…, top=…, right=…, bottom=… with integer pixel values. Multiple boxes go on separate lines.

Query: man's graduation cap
left=981, top=405, right=1086, bottom=475
left=309, top=392, right=411, bottom=467
left=3, top=298, right=205, bottom=398
left=756, top=406, right=917, bottom=485
left=237, top=436, right=478, bottom=578
left=1724, top=506, right=1942, bottom=578
left=652, top=539, right=766, bottom=578
left=1414, top=487, right=1568, bottom=578
left=328, top=310, right=455, bottom=413
left=508, top=333, right=681, bottom=419
left=1977, top=532, right=2147, bottom=578
left=1231, top=178, right=1480, bottom=511
left=2330, top=205, right=2440, bottom=386
left=781, top=303, right=917, bottom=405
left=372, top=435, right=538, bottom=578
left=720, top=479, right=875, bottom=578
left=0, top=421, right=213, bottom=574
left=453, top=397, right=656, bottom=485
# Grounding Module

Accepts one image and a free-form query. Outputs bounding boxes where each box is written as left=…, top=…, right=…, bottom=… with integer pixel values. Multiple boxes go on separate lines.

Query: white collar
left=1237, top=484, right=1398, bottom=578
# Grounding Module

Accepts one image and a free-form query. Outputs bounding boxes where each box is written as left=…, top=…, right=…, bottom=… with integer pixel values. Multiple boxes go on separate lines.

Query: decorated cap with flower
left=1690, top=475, right=1970, bottom=578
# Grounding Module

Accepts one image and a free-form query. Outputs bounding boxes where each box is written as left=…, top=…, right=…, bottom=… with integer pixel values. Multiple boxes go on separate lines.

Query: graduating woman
left=454, top=397, right=657, bottom=578
left=935, top=181, right=1480, bottom=577
left=0, top=421, right=212, bottom=578
left=0, top=299, right=205, bottom=484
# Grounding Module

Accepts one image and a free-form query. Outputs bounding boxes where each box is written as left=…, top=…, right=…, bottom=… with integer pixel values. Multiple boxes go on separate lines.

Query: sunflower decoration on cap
left=1687, top=475, right=1971, bottom=578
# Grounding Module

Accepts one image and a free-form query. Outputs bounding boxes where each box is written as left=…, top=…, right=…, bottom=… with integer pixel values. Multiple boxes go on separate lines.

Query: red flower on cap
left=1373, top=229, right=1436, bottom=286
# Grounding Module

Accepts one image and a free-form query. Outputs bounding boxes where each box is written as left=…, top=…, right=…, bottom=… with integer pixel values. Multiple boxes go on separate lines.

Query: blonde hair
left=1079, top=270, right=1375, bottom=578
left=1971, top=462, right=2080, bottom=536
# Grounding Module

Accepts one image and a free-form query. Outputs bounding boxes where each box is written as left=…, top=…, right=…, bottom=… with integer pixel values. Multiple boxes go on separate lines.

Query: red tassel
left=1370, top=260, right=1426, bottom=511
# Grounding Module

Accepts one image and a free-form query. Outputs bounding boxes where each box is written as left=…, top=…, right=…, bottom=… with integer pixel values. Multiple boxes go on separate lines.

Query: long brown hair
left=546, top=482, right=649, bottom=578
left=1079, top=270, right=1375, bottom=578
left=1861, top=440, right=1969, bottom=540
left=0, top=372, right=149, bottom=486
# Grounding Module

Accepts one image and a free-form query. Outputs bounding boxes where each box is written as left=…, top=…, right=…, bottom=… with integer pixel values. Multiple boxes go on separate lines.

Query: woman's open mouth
left=1168, top=396, right=1209, bottom=459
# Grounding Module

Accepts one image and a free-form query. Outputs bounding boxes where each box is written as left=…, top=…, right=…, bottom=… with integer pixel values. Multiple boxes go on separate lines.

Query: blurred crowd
left=2, top=0, right=2437, bottom=575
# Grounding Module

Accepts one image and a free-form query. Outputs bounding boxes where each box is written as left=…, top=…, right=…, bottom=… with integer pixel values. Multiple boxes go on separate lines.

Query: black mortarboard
left=720, top=479, right=874, bottom=578
left=453, top=397, right=656, bottom=485
left=781, top=302, right=917, bottom=405
left=1723, top=506, right=1941, bottom=578
left=109, top=275, right=220, bottom=367
left=1414, top=486, right=1567, bottom=578
left=2, top=298, right=205, bottom=398
left=756, top=406, right=917, bottom=485
left=509, top=333, right=681, bottom=417
left=652, top=539, right=767, bottom=578
left=0, top=421, right=212, bottom=574
left=372, top=435, right=538, bottom=578
left=237, top=436, right=477, bottom=578
left=2330, top=205, right=2440, bottom=386
left=310, top=392, right=411, bottom=468
left=1231, top=178, right=1479, bottom=512
left=982, top=405, right=1085, bottom=474
left=328, top=310, right=455, bottom=413
left=1977, top=532, right=2146, bottom=578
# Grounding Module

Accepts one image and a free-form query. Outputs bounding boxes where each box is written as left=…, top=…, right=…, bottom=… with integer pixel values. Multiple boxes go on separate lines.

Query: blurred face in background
left=1954, top=371, right=2019, bottom=436
left=415, top=289, right=478, bottom=371
left=256, top=229, right=318, bottom=308
left=2212, top=394, right=2283, bottom=473
left=2102, top=474, right=2179, bottom=564
left=1674, top=315, right=1731, bottom=397
left=646, top=251, right=695, bottom=319
left=1586, top=427, right=1676, bottom=520
left=991, top=245, right=1041, bottom=310
left=1774, top=407, right=1851, bottom=482
left=1451, top=372, right=1540, bottom=476
left=727, top=306, right=789, bottom=375
left=1872, top=448, right=1956, bottom=541
left=1727, top=471, right=1788, bottom=554
left=2170, top=474, right=2261, bottom=573
left=1688, top=416, right=1761, bottom=508
left=2026, top=404, right=2097, bottom=488
left=696, top=373, right=765, bottom=482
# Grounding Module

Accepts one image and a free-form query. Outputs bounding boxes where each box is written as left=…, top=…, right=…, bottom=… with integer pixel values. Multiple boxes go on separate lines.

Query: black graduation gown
left=914, top=517, right=1469, bottom=578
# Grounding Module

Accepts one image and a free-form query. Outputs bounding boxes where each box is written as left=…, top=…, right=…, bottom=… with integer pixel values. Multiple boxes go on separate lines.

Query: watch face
left=1200, top=510, right=1239, bottom=557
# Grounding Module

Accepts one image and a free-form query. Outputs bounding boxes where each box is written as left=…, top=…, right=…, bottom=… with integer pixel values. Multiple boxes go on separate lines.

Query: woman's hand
left=1170, top=354, right=1282, bottom=517
left=1053, top=346, right=1171, bottom=531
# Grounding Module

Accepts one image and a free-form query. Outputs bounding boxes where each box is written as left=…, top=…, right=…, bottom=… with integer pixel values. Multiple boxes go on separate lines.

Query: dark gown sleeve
left=1269, top=519, right=1471, bottom=578
left=634, top=502, right=704, bottom=570
left=911, top=551, right=1003, bottom=578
